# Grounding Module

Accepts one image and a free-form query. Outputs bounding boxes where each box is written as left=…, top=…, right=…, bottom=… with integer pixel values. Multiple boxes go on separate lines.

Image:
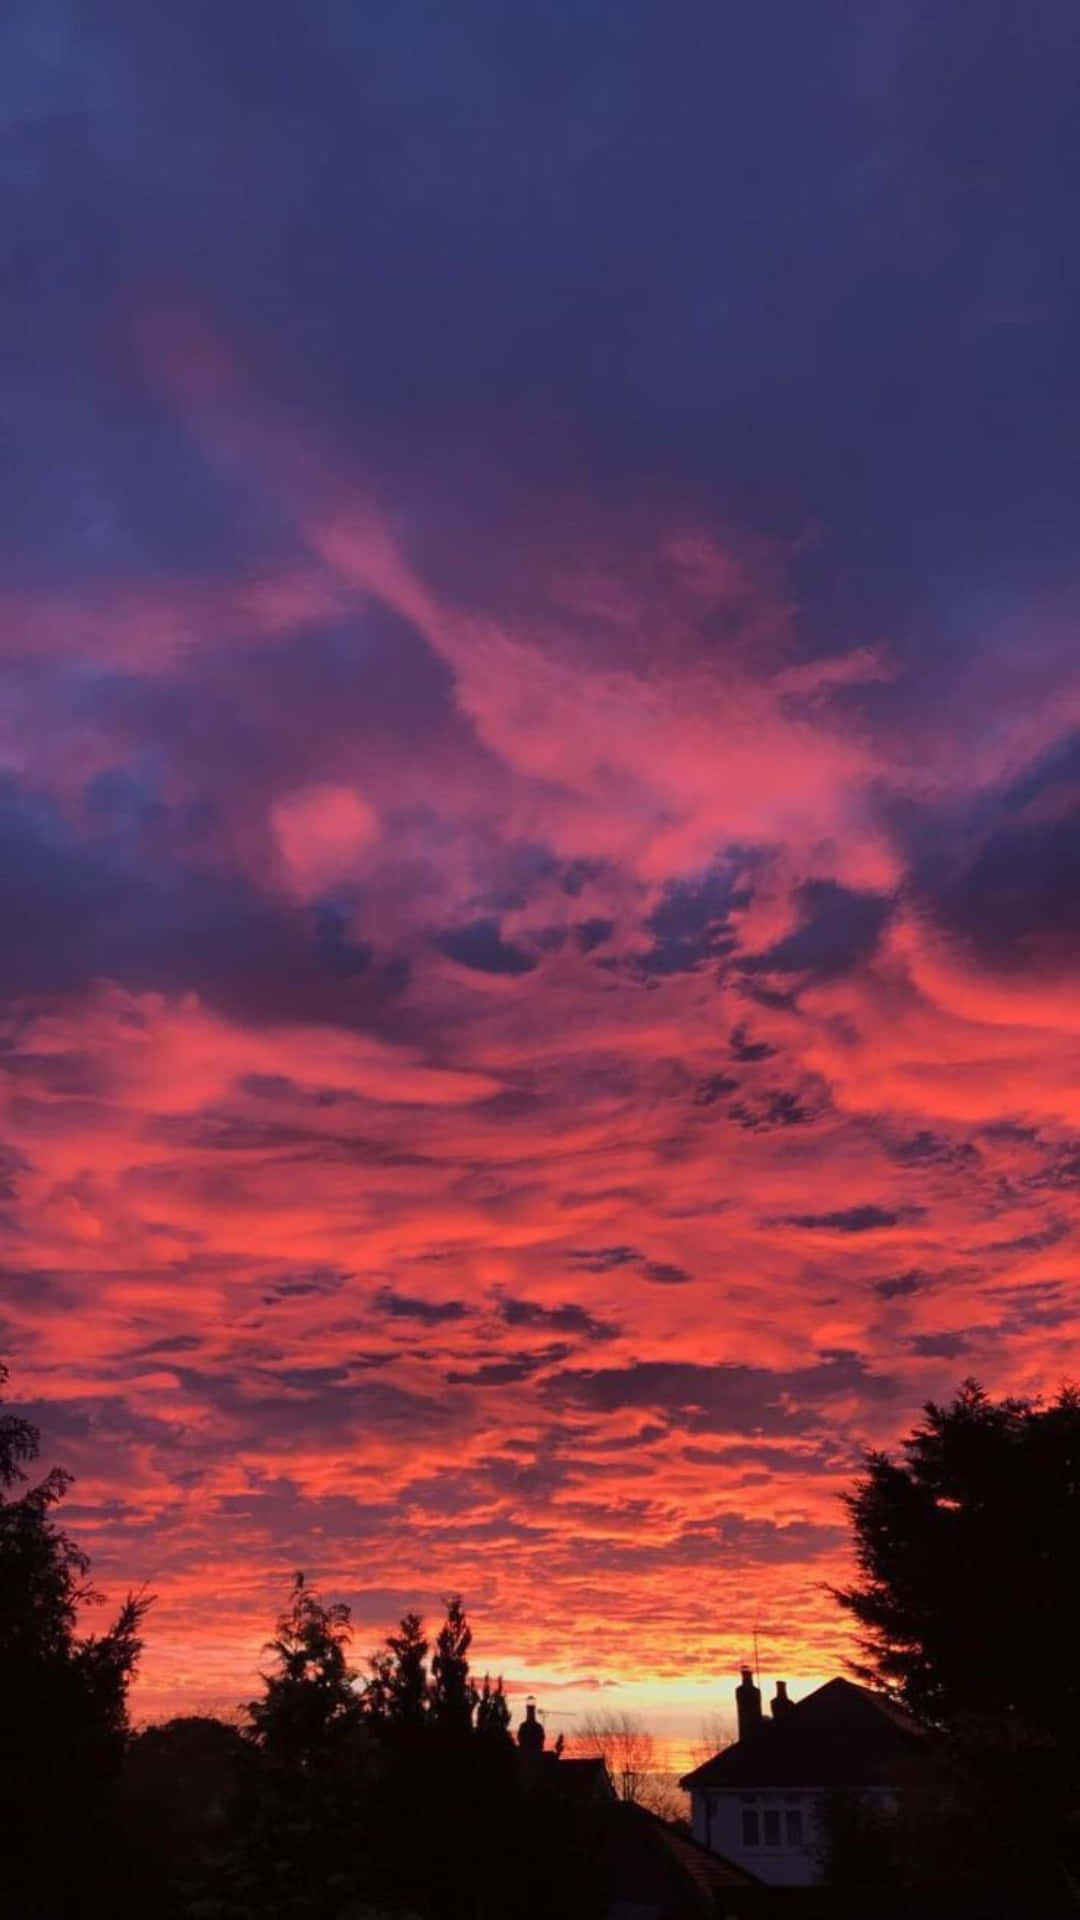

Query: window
left=740, top=1793, right=803, bottom=1850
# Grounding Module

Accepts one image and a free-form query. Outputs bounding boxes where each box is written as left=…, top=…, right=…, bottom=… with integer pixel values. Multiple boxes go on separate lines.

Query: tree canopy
left=430, top=1592, right=477, bottom=1735
left=835, top=1378, right=1080, bottom=1746
left=1, top=1363, right=150, bottom=1912
left=247, top=1570, right=362, bottom=1767
left=0, top=1363, right=149, bottom=1740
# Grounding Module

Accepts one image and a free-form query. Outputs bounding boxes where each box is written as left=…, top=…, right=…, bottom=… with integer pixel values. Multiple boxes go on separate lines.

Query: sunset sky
left=3, top=2, right=1079, bottom=1751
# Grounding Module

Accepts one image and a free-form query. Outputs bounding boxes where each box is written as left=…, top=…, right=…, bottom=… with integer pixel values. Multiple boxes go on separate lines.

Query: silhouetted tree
left=836, top=1379, right=1080, bottom=1736
left=247, top=1570, right=362, bottom=1766
left=228, top=1575, right=378, bottom=1918
left=476, top=1671, right=512, bottom=1742
left=112, top=1715, right=247, bottom=1916
left=816, top=1787, right=901, bottom=1888
left=835, top=1378, right=1080, bottom=1890
left=573, top=1711, right=654, bottom=1805
left=430, top=1593, right=478, bottom=1735
left=376, top=1608, right=429, bottom=1730
left=0, top=1363, right=150, bottom=1914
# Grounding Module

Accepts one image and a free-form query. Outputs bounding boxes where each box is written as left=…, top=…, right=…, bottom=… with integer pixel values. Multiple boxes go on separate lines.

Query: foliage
left=835, top=1378, right=1080, bottom=1738
left=0, top=1357, right=666, bottom=1915
left=247, top=1570, right=362, bottom=1766
left=227, top=1575, right=378, bottom=1915
left=0, top=1362, right=151, bottom=1913
left=835, top=1378, right=1080, bottom=1889
left=112, top=1715, right=248, bottom=1916
left=817, top=1788, right=900, bottom=1887
left=368, top=1608, right=430, bottom=1730
left=475, top=1670, right=512, bottom=1741
left=430, top=1592, right=478, bottom=1735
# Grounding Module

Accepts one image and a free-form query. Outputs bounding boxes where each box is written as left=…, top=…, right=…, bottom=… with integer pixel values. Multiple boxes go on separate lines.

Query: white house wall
left=691, top=1787, right=818, bottom=1886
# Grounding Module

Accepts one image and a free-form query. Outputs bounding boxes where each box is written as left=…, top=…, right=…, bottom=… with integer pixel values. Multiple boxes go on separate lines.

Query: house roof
left=679, top=1677, right=926, bottom=1793
left=603, top=1800, right=759, bottom=1916
left=551, top=1754, right=617, bottom=1800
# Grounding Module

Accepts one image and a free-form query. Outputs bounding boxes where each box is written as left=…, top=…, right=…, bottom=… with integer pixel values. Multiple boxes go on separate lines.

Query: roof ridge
left=679, top=1674, right=926, bottom=1792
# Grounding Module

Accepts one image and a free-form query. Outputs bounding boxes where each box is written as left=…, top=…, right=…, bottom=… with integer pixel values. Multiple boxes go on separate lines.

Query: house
left=517, top=1699, right=756, bottom=1915
left=679, top=1668, right=926, bottom=1887
left=516, top=1695, right=617, bottom=1801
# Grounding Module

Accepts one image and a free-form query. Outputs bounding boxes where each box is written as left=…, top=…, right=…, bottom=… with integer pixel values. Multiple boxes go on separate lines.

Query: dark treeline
left=6, top=1365, right=1080, bottom=1917
left=1, top=1362, right=602, bottom=1919
left=114, top=1577, right=604, bottom=1920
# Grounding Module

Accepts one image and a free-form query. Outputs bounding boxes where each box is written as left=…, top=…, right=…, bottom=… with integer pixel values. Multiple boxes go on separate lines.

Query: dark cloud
left=480, top=842, right=561, bottom=913
left=446, top=1345, right=571, bottom=1387
left=568, top=1246, right=641, bottom=1273
left=681, top=1440, right=844, bottom=1473
left=565, top=1247, right=690, bottom=1286
left=260, top=608, right=458, bottom=750
left=373, top=1288, right=470, bottom=1326
left=640, top=1261, right=693, bottom=1286
left=560, top=860, right=605, bottom=898
left=992, top=1281, right=1075, bottom=1335
left=0, top=1143, right=29, bottom=1202
left=743, top=880, right=892, bottom=981
left=729, top=1025, right=776, bottom=1062
left=906, top=732, right=1080, bottom=975
left=637, top=864, right=748, bottom=976
left=435, top=918, right=537, bottom=975
left=497, top=1296, right=619, bottom=1341
left=731, top=1089, right=817, bottom=1131
left=3, top=0, right=1078, bottom=650
left=482, top=1447, right=573, bottom=1501
left=670, top=1514, right=846, bottom=1566
left=545, top=1352, right=898, bottom=1435
left=122, top=1333, right=204, bottom=1361
left=910, top=1331, right=971, bottom=1359
left=786, top=1204, right=915, bottom=1233
left=312, top=905, right=374, bottom=978
left=693, top=1073, right=739, bottom=1106
left=172, top=1365, right=451, bottom=1441
left=987, top=1218, right=1071, bottom=1254
left=872, top=1270, right=925, bottom=1300
left=560, top=1511, right=846, bottom=1574
left=12, top=1394, right=188, bottom=1472
left=262, top=1268, right=351, bottom=1304
left=575, top=917, right=615, bottom=952
left=0, top=775, right=409, bottom=1029
left=1031, top=1143, right=1080, bottom=1191
left=885, top=1130, right=981, bottom=1170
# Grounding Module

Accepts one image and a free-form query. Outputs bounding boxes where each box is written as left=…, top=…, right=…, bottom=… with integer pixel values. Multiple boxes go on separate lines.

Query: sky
left=2, top=0, right=1080, bottom=1750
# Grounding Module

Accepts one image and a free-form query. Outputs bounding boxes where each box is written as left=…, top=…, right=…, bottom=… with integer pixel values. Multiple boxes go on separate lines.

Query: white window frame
left=736, top=1791, right=809, bottom=1851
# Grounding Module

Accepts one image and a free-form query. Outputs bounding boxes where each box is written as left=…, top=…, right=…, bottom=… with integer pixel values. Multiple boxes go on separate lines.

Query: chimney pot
left=518, top=1695, right=545, bottom=1753
left=735, top=1666, right=763, bottom=1742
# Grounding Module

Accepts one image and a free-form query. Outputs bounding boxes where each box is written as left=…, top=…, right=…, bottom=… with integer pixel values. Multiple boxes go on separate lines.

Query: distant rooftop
left=680, top=1676, right=926, bottom=1793
left=604, top=1800, right=759, bottom=1912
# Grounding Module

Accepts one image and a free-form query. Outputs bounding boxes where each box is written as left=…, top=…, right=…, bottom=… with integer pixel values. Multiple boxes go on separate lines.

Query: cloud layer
left=2, top=0, right=1079, bottom=1730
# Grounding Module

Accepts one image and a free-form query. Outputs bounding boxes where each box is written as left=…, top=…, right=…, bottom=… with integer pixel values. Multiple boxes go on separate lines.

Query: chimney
left=517, top=1695, right=545, bottom=1753
left=735, top=1666, right=763, bottom=1742
left=771, top=1680, right=793, bottom=1718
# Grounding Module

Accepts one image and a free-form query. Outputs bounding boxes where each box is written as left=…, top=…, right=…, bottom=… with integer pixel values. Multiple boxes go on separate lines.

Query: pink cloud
left=4, top=341, right=1079, bottom=1729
